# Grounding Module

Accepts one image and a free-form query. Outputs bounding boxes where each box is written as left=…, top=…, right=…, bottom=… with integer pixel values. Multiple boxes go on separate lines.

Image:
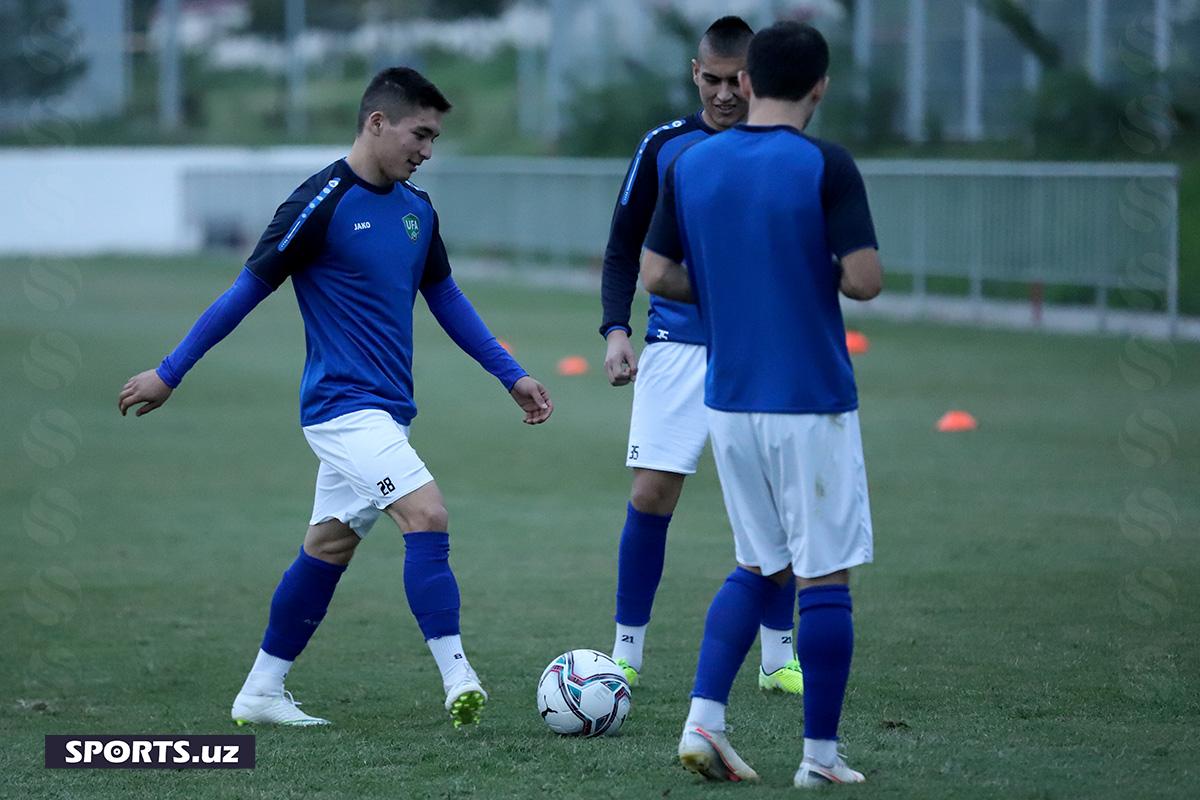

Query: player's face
left=692, top=50, right=748, bottom=131
left=377, top=108, right=443, bottom=182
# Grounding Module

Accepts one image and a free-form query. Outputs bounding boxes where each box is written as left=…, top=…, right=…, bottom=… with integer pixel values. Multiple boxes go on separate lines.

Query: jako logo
left=354, top=221, right=371, bottom=231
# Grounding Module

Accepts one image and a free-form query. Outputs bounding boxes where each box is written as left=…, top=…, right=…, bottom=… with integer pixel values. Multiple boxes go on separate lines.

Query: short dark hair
left=700, top=15, right=754, bottom=58
left=357, top=67, right=451, bottom=131
left=746, top=21, right=830, bottom=101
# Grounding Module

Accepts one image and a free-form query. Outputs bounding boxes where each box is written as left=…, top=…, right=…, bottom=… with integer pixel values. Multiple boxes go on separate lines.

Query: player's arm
left=838, top=249, right=883, bottom=300
left=118, top=179, right=331, bottom=417
left=420, top=218, right=552, bottom=425
left=599, top=131, right=661, bottom=386
left=640, top=161, right=693, bottom=303
left=640, top=249, right=692, bottom=303
left=822, top=143, right=883, bottom=301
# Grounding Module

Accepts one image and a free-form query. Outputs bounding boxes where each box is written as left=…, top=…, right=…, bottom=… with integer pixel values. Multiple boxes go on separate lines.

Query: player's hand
left=118, top=369, right=173, bottom=417
left=510, top=375, right=553, bottom=425
left=604, top=329, right=638, bottom=387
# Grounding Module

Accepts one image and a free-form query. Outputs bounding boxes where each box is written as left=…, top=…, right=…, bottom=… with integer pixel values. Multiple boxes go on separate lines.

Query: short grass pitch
left=2, top=256, right=1198, bottom=799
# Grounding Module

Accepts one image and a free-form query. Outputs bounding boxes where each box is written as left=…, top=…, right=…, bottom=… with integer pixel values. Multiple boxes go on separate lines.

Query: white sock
left=804, top=737, right=839, bottom=766
left=240, top=649, right=291, bottom=696
left=612, top=623, right=648, bottom=671
left=427, top=635, right=470, bottom=689
left=760, top=625, right=795, bottom=673
left=685, top=697, right=727, bottom=733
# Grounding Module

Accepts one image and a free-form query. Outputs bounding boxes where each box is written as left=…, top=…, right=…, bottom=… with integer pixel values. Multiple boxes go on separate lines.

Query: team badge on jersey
left=402, top=213, right=420, bottom=241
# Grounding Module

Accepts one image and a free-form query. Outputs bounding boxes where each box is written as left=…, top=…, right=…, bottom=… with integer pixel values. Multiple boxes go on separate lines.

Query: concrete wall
left=0, top=147, right=343, bottom=255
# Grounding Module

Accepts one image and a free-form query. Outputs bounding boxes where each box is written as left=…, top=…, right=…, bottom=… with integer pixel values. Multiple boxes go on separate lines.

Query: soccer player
left=118, top=67, right=553, bottom=728
left=599, top=15, right=802, bottom=695
left=641, top=22, right=882, bottom=787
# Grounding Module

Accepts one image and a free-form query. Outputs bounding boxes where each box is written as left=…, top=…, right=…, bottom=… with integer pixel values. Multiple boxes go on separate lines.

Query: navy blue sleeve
left=244, top=171, right=347, bottom=289
left=599, top=130, right=662, bottom=337
left=643, top=160, right=685, bottom=263
left=818, top=143, right=878, bottom=258
left=155, top=267, right=273, bottom=388
left=419, top=210, right=453, bottom=289
left=421, top=276, right=527, bottom=391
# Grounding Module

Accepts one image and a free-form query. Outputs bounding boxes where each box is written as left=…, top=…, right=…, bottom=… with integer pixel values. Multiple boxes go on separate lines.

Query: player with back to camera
left=118, top=67, right=553, bottom=729
left=641, top=21, right=883, bottom=787
left=599, top=15, right=802, bottom=696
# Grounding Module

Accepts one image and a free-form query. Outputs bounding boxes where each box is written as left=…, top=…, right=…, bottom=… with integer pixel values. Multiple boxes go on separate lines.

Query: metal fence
left=183, top=157, right=1180, bottom=332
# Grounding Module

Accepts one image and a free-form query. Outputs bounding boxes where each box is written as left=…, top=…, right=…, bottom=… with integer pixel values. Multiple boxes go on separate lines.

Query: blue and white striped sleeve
left=599, top=124, right=671, bottom=337
left=244, top=172, right=346, bottom=288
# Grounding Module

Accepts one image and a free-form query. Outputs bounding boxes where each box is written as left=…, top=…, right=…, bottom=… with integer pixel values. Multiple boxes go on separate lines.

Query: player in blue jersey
left=641, top=22, right=883, bottom=787
left=599, top=15, right=802, bottom=696
left=118, top=67, right=553, bottom=729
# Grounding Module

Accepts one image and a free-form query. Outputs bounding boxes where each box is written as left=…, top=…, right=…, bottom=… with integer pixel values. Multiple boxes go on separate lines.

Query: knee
left=395, top=502, right=449, bottom=533
left=304, top=532, right=360, bottom=566
left=629, top=470, right=684, bottom=516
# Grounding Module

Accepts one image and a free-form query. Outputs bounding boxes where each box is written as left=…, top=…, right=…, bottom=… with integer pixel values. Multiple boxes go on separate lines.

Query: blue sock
left=614, top=502, right=672, bottom=626
left=261, top=546, right=347, bottom=661
left=691, top=568, right=778, bottom=703
left=796, top=584, right=854, bottom=740
left=762, top=573, right=796, bottom=630
left=403, top=531, right=461, bottom=640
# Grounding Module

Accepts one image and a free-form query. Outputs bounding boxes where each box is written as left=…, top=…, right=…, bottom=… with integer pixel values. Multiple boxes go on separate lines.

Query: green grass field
left=3, top=256, right=1198, bottom=799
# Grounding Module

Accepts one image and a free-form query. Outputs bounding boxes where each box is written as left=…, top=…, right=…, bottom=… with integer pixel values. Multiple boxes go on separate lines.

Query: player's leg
left=384, top=479, right=486, bottom=728
left=232, top=460, right=375, bottom=726
left=758, top=571, right=803, bottom=694
left=611, top=342, right=706, bottom=685
left=677, top=408, right=788, bottom=782
left=678, top=562, right=786, bottom=783
left=793, top=569, right=864, bottom=786
left=612, top=466, right=683, bottom=684
left=767, top=411, right=873, bottom=787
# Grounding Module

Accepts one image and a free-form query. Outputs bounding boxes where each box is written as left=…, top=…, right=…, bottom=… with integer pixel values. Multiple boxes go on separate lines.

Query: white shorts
left=625, top=341, right=708, bottom=474
left=707, top=409, right=874, bottom=579
left=301, top=409, right=435, bottom=537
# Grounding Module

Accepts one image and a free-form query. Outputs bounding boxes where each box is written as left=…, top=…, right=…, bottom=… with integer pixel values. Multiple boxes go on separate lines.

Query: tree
left=0, top=0, right=86, bottom=104
left=977, top=0, right=1061, bottom=69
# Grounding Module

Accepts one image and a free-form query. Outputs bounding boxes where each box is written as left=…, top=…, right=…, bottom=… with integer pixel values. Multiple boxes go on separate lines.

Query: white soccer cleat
left=444, top=669, right=488, bottom=728
left=677, top=725, right=760, bottom=783
left=794, top=755, right=866, bottom=788
left=231, top=690, right=330, bottom=727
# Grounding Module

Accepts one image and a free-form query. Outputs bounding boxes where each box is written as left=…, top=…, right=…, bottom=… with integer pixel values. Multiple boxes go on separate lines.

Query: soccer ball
left=536, top=649, right=631, bottom=737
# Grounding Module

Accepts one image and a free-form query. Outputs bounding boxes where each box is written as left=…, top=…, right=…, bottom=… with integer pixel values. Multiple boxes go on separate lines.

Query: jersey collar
left=337, top=158, right=396, bottom=195
left=734, top=123, right=805, bottom=137
left=693, top=110, right=721, bottom=135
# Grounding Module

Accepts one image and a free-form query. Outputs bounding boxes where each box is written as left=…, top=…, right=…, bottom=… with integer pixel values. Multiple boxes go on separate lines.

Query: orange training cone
left=846, top=330, right=870, bottom=355
left=556, top=355, right=589, bottom=376
left=498, top=339, right=513, bottom=354
left=936, top=410, right=978, bottom=432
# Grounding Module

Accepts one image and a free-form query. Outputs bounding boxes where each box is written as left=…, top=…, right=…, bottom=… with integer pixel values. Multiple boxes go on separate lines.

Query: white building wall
left=0, top=147, right=343, bottom=255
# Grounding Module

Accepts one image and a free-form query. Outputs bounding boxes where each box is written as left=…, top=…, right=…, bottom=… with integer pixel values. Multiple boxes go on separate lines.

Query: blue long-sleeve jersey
left=157, top=158, right=525, bottom=427
left=599, top=111, right=716, bottom=346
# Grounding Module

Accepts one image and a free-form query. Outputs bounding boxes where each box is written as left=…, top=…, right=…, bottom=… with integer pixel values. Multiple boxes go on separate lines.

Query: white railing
left=181, top=156, right=1181, bottom=334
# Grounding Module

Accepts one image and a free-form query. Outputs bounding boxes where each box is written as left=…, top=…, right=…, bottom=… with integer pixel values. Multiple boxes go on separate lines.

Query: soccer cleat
left=794, top=755, right=866, bottom=788
left=615, top=657, right=640, bottom=688
left=444, top=669, right=488, bottom=728
left=758, top=658, right=804, bottom=695
left=677, top=725, right=760, bottom=783
left=231, top=690, right=330, bottom=727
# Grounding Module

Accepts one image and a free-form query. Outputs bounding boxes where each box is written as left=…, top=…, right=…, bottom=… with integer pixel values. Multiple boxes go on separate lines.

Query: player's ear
left=691, top=58, right=701, bottom=86
left=364, top=110, right=385, bottom=136
left=811, top=75, right=830, bottom=104
left=738, top=70, right=753, bottom=100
